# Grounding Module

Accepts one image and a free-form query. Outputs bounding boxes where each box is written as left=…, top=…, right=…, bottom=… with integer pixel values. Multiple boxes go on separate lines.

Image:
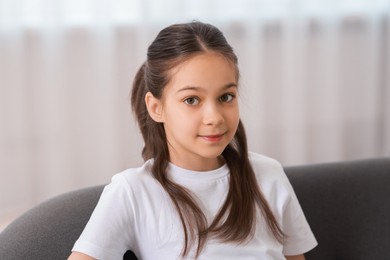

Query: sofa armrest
left=0, top=186, right=105, bottom=259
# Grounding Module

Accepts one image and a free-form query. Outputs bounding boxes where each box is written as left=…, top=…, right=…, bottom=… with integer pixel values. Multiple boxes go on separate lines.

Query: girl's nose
left=202, top=103, right=224, bottom=125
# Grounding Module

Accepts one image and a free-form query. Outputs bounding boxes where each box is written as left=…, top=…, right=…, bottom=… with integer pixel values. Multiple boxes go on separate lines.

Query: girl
left=69, top=21, right=317, bottom=260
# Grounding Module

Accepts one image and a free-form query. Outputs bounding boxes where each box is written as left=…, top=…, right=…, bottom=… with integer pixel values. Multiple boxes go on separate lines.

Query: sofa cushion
left=285, top=157, right=390, bottom=260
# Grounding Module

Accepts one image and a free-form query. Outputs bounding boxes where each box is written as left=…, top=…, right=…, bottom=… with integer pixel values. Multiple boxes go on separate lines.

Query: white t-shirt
left=72, top=152, right=317, bottom=259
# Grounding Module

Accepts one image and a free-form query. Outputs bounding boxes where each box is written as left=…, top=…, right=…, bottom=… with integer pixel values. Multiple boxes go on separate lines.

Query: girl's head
left=131, top=21, right=240, bottom=165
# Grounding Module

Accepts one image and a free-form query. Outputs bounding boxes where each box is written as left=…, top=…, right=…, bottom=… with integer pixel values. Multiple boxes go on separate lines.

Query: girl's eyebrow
left=176, top=83, right=237, bottom=93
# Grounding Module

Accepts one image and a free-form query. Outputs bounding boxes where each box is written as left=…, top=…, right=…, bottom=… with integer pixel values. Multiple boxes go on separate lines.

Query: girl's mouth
left=199, top=133, right=225, bottom=142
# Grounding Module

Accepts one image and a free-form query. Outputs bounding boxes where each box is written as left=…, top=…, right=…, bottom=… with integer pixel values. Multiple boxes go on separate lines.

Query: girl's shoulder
left=115, top=159, right=153, bottom=178
left=248, top=152, right=297, bottom=208
left=248, top=152, right=289, bottom=184
left=108, top=159, right=160, bottom=193
left=248, top=152, right=284, bottom=173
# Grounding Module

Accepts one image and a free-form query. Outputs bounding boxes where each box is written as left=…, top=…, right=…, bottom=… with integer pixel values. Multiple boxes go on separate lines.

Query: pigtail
left=131, top=63, right=167, bottom=161
left=209, top=121, right=284, bottom=242
left=131, top=63, right=149, bottom=159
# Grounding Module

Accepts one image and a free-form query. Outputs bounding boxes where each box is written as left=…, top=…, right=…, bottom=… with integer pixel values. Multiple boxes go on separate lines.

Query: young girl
left=69, top=21, right=317, bottom=260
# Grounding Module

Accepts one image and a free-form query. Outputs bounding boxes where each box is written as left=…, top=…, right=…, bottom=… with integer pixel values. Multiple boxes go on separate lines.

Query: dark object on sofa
left=0, top=158, right=389, bottom=260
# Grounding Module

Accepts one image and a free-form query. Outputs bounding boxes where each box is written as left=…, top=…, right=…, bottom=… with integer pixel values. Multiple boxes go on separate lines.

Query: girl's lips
left=199, top=133, right=225, bottom=142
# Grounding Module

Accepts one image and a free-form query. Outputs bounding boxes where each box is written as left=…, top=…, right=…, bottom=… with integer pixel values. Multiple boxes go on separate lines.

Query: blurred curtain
left=1, top=0, right=390, bottom=226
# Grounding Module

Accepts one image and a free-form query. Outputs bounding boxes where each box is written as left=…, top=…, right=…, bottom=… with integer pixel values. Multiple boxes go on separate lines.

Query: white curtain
left=1, top=0, right=390, bottom=227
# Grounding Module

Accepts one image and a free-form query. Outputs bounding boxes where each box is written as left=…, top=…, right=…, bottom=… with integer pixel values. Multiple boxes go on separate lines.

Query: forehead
left=165, top=52, right=238, bottom=92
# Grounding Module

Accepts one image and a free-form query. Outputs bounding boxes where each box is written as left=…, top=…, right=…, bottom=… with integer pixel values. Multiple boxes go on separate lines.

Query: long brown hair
left=131, top=21, right=283, bottom=257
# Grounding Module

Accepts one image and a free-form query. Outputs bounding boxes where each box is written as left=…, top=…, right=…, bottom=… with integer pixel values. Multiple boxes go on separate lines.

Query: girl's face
left=150, top=52, right=240, bottom=171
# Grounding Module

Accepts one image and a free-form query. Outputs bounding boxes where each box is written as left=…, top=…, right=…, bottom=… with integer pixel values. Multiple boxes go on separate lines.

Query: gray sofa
left=0, top=157, right=389, bottom=260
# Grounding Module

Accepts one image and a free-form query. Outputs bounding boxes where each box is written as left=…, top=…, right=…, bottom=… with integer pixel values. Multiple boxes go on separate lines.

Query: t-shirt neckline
left=167, top=162, right=229, bottom=182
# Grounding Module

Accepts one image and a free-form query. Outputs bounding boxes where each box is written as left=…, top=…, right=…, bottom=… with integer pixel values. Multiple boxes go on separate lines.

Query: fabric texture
left=72, top=153, right=317, bottom=259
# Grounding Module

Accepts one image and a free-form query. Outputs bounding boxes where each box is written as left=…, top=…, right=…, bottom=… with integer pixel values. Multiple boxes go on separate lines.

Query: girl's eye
left=184, top=97, right=199, bottom=105
left=220, top=93, right=235, bottom=103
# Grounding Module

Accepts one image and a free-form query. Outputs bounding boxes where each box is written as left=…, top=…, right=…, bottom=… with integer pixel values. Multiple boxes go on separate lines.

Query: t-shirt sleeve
left=281, top=176, right=318, bottom=256
left=72, top=174, right=137, bottom=260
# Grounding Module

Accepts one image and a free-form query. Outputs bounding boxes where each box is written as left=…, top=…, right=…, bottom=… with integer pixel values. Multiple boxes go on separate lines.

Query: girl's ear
left=145, top=92, right=164, bottom=123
